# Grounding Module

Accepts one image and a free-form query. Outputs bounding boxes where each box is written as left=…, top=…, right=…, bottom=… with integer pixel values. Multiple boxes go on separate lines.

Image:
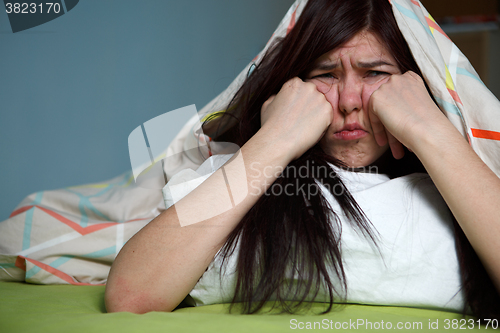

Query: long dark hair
left=204, top=0, right=500, bottom=319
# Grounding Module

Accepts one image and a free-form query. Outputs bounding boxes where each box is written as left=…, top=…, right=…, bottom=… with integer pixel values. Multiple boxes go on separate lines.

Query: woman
left=105, top=0, right=500, bottom=319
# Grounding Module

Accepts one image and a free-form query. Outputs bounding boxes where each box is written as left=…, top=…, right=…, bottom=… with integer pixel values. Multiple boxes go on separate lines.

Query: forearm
left=105, top=130, right=294, bottom=313
left=413, top=122, right=500, bottom=290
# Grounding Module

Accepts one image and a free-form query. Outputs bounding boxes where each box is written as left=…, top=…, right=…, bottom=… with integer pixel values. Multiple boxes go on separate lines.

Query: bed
left=2, top=281, right=495, bottom=333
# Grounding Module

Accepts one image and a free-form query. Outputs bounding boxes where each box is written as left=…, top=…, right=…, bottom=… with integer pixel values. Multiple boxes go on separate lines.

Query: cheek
left=322, top=86, right=340, bottom=111
left=310, top=78, right=335, bottom=95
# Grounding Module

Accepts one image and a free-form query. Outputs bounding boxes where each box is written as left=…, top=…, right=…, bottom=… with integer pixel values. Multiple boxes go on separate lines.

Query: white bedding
left=163, top=155, right=464, bottom=311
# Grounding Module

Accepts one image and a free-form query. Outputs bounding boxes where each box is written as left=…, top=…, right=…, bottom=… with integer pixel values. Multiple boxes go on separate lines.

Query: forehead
left=315, top=31, right=395, bottom=65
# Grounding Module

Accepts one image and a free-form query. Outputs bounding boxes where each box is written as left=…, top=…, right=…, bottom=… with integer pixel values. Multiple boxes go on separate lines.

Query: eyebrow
left=313, top=60, right=395, bottom=71
left=358, top=60, right=395, bottom=68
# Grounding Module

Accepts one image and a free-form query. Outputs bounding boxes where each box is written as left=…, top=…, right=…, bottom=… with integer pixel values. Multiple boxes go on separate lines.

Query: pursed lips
left=333, top=122, right=368, bottom=140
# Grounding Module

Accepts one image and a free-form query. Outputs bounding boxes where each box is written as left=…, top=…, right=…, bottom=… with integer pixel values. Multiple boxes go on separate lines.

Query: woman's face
left=307, top=31, right=401, bottom=168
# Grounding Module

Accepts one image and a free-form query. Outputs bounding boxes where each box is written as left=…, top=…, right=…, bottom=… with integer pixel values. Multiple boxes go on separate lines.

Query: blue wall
left=0, top=0, right=294, bottom=219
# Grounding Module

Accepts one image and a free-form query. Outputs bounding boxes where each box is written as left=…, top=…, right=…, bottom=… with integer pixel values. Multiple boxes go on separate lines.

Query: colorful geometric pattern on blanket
left=0, top=172, right=162, bottom=284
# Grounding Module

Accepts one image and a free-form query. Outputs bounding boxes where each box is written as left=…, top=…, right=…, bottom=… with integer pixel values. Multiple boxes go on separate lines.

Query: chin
left=322, top=142, right=388, bottom=169
left=339, top=158, right=376, bottom=169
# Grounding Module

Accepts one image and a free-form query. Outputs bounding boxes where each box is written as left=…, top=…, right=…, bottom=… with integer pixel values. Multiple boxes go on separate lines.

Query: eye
left=312, top=73, right=336, bottom=80
left=366, top=71, right=389, bottom=77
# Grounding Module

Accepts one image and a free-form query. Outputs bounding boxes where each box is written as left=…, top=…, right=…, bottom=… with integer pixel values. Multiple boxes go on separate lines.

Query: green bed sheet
left=0, top=281, right=496, bottom=332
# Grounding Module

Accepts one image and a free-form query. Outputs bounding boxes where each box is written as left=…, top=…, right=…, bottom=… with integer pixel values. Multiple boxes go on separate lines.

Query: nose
left=338, top=79, right=362, bottom=114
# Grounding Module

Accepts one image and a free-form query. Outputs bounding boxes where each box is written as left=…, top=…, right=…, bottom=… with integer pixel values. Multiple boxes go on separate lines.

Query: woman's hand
left=260, top=77, right=333, bottom=161
left=367, top=71, right=451, bottom=158
left=369, top=71, right=500, bottom=291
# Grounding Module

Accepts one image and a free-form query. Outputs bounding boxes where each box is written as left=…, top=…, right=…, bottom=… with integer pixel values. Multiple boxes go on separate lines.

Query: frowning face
left=307, top=31, right=401, bottom=167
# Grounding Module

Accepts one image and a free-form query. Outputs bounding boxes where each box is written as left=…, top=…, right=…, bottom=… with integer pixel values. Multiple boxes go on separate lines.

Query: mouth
left=333, top=123, right=368, bottom=140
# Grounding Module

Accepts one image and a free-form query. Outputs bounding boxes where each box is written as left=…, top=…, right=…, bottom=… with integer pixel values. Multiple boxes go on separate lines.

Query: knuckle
left=283, top=78, right=295, bottom=89
left=289, top=77, right=302, bottom=86
left=303, top=80, right=316, bottom=89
